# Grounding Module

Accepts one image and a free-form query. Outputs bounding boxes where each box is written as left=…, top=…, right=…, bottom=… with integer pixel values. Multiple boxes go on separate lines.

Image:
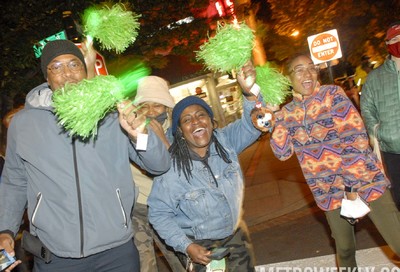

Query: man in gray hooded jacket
left=0, top=40, right=170, bottom=272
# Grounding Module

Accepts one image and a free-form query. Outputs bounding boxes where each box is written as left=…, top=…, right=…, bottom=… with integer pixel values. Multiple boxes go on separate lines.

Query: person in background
left=270, top=53, right=400, bottom=269
left=354, top=55, right=373, bottom=91
left=148, top=62, right=265, bottom=271
left=2, top=93, right=26, bottom=129
left=131, top=75, right=185, bottom=272
left=195, top=87, right=207, bottom=99
left=361, top=21, right=400, bottom=210
left=0, top=39, right=170, bottom=272
left=341, top=76, right=360, bottom=110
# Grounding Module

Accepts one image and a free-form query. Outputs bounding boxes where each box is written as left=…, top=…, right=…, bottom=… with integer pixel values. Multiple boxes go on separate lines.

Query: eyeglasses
left=291, top=64, right=320, bottom=76
left=47, top=60, right=84, bottom=75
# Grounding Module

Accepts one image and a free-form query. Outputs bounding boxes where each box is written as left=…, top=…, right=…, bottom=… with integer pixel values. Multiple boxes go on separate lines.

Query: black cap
left=40, top=40, right=86, bottom=79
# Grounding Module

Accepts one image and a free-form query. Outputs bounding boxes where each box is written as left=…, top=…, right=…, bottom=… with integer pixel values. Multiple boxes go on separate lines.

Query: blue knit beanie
left=172, top=96, right=214, bottom=135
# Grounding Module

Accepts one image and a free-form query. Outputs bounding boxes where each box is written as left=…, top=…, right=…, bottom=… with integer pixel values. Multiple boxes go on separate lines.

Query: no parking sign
left=307, top=29, right=342, bottom=65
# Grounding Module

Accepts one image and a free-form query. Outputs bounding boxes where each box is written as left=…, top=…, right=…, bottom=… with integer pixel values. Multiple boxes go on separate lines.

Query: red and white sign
left=307, top=29, right=342, bottom=64
left=92, top=53, right=108, bottom=75
left=76, top=43, right=108, bottom=75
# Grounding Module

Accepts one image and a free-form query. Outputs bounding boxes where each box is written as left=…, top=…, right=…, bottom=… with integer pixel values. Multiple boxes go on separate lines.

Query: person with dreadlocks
left=147, top=62, right=264, bottom=272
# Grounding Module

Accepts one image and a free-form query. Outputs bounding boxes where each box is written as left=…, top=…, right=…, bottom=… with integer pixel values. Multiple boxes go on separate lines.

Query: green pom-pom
left=53, top=75, right=125, bottom=139
left=256, top=65, right=291, bottom=105
left=196, top=22, right=254, bottom=73
left=83, top=3, right=141, bottom=53
left=53, top=61, right=150, bottom=139
left=112, top=59, right=151, bottom=97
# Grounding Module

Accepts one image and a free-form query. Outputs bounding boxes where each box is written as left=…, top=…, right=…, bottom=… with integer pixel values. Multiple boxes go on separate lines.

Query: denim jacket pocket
left=181, top=189, right=209, bottom=220
left=223, top=162, right=242, bottom=186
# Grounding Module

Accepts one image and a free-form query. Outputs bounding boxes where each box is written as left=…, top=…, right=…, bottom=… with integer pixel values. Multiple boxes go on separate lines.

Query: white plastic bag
left=340, top=194, right=370, bottom=219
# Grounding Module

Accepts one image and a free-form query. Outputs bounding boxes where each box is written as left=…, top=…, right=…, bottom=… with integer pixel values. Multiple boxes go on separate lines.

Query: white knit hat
left=134, top=76, right=175, bottom=108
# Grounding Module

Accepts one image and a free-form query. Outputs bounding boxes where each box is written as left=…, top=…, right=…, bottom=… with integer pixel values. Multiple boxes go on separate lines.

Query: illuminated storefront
left=169, top=73, right=243, bottom=127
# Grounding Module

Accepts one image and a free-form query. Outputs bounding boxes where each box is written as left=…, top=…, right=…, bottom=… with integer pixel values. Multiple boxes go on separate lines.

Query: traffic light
left=62, top=11, right=82, bottom=42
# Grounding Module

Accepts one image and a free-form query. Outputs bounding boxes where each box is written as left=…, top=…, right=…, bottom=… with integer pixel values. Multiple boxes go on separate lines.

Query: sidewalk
left=249, top=204, right=399, bottom=270
left=240, top=133, right=314, bottom=226
left=256, top=246, right=400, bottom=271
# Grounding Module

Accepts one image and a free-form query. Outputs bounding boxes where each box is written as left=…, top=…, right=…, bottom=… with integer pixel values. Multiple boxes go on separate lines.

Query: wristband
left=242, top=84, right=260, bottom=97
left=249, top=83, right=260, bottom=96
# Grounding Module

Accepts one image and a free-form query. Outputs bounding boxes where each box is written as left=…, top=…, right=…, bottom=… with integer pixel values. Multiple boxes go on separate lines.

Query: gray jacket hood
left=25, top=83, right=53, bottom=110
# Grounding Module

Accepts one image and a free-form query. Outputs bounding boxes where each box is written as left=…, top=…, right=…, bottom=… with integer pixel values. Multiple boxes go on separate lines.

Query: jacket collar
left=292, top=82, right=321, bottom=105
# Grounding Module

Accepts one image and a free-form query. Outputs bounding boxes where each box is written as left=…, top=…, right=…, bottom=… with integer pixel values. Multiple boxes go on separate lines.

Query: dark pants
left=33, top=239, right=139, bottom=272
left=325, top=190, right=400, bottom=269
left=177, top=222, right=256, bottom=272
left=382, top=151, right=400, bottom=209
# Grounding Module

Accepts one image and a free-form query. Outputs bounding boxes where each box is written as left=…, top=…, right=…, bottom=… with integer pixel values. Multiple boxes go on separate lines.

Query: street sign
left=33, top=31, right=67, bottom=58
left=76, top=43, right=108, bottom=75
left=307, top=29, right=342, bottom=65
left=33, top=34, right=108, bottom=75
left=93, top=53, right=108, bottom=75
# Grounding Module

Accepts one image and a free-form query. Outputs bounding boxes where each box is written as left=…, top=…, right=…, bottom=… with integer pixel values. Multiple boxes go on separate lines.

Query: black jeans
left=382, top=151, right=400, bottom=209
left=33, top=239, right=139, bottom=272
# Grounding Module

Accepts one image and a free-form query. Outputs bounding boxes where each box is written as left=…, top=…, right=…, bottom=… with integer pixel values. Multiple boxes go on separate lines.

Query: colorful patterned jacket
left=270, top=83, right=389, bottom=211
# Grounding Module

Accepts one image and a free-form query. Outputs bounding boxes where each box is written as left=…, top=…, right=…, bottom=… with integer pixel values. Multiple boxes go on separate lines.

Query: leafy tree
left=259, top=0, right=399, bottom=67
left=0, top=0, right=211, bottom=115
left=1, top=0, right=399, bottom=117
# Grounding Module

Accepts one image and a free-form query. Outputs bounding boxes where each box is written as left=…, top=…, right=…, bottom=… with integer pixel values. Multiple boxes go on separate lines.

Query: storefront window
left=169, top=73, right=243, bottom=127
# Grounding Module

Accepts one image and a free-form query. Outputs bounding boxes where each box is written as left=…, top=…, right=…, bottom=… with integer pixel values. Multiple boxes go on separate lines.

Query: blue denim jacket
left=148, top=97, right=261, bottom=254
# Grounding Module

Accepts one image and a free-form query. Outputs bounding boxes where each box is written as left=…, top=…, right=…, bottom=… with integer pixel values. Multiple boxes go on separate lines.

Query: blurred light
left=166, top=16, right=194, bottom=30
left=215, top=1, right=225, bottom=17
left=291, top=30, right=299, bottom=37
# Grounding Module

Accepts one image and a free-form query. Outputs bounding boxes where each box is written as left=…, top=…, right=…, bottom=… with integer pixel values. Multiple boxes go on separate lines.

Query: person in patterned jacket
left=269, top=53, right=400, bottom=269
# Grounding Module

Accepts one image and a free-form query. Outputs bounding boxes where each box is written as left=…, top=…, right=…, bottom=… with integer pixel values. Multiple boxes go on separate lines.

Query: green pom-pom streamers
left=82, top=3, right=141, bottom=54
left=255, top=64, right=291, bottom=105
left=53, top=60, right=150, bottom=139
left=114, top=61, right=151, bottom=100
left=196, top=22, right=255, bottom=73
left=53, top=75, right=124, bottom=139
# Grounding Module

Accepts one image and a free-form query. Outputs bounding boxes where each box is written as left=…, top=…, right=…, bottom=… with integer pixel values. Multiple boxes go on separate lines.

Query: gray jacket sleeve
left=0, top=120, right=28, bottom=235
left=360, top=77, right=379, bottom=138
left=128, top=128, right=170, bottom=175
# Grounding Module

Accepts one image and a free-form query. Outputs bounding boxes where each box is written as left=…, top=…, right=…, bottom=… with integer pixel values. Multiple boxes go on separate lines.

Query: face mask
left=154, top=111, right=168, bottom=125
left=387, top=41, right=400, bottom=58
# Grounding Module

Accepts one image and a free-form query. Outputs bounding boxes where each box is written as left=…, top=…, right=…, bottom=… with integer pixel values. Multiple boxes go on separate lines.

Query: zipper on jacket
left=72, top=138, right=85, bottom=257
left=31, top=192, right=42, bottom=227
left=302, top=101, right=308, bottom=136
left=116, top=189, right=128, bottom=228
